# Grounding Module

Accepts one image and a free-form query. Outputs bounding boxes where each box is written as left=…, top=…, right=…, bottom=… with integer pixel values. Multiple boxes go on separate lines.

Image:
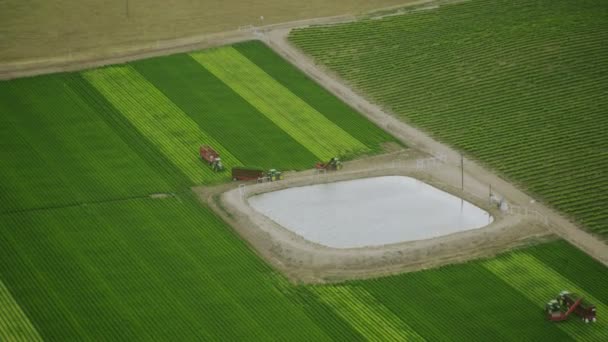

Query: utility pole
left=126, top=0, right=130, bottom=18
left=461, top=154, right=464, bottom=191
left=489, top=184, right=492, bottom=205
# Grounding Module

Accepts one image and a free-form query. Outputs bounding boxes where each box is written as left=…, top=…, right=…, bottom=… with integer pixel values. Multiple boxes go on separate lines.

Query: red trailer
left=232, top=167, right=265, bottom=181
left=199, top=145, right=224, bottom=172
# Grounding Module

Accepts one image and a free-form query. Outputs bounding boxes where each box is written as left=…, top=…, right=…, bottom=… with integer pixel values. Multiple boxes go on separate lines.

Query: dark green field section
left=0, top=77, right=175, bottom=213
left=290, top=0, right=608, bottom=237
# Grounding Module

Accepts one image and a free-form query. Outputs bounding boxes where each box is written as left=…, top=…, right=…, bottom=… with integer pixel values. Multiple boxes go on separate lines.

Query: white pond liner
left=248, top=176, right=493, bottom=249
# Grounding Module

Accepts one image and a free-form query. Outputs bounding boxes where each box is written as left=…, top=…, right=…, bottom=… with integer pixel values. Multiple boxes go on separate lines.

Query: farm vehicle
left=200, top=145, right=224, bottom=172
left=545, top=291, right=596, bottom=323
left=200, top=145, right=283, bottom=182
left=315, top=157, right=343, bottom=171
left=232, top=167, right=283, bottom=182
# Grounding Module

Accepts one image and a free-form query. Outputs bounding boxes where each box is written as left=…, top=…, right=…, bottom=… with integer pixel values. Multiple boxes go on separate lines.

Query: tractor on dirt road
left=200, top=145, right=224, bottom=172
left=315, top=157, right=343, bottom=171
left=545, top=291, right=596, bottom=323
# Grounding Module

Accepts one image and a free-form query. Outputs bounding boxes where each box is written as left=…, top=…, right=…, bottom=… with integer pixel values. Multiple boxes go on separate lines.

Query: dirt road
left=262, top=28, right=608, bottom=268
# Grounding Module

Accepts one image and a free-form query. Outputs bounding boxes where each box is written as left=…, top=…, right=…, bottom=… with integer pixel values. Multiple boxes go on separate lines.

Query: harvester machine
left=545, top=291, right=597, bottom=323
left=199, top=145, right=224, bottom=172
left=315, top=157, right=343, bottom=171
left=558, top=291, right=597, bottom=323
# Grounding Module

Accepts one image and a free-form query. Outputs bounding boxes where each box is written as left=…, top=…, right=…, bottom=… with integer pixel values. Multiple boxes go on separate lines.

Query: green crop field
left=290, top=0, right=608, bottom=238
left=1, top=40, right=607, bottom=340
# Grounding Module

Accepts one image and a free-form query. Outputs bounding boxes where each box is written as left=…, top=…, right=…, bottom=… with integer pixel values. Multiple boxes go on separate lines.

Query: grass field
left=1, top=40, right=607, bottom=340
left=0, top=0, right=411, bottom=63
left=290, top=0, right=608, bottom=238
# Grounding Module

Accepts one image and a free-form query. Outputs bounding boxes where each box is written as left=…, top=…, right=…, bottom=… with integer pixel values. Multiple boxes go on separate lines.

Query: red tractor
left=199, top=145, right=224, bottom=172
left=546, top=291, right=597, bottom=323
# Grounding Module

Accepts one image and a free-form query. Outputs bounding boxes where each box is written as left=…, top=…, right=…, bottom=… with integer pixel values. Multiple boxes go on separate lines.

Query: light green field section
left=191, top=47, right=369, bottom=160
left=83, top=65, right=241, bottom=184
left=483, top=253, right=608, bottom=341
left=314, top=286, right=425, bottom=341
left=0, top=280, right=42, bottom=342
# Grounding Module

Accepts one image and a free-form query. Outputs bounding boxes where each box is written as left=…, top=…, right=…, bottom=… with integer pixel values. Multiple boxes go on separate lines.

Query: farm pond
left=248, top=176, right=493, bottom=248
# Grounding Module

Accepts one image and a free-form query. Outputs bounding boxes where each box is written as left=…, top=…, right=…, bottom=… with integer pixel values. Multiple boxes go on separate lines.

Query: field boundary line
left=0, top=192, right=184, bottom=217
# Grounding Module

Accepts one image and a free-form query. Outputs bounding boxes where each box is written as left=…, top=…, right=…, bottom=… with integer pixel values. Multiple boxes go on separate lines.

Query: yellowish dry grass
left=0, top=0, right=408, bottom=62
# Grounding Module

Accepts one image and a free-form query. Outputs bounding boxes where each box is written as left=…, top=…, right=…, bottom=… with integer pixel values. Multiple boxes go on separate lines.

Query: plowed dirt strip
left=82, top=66, right=241, bottom=184
left=313, top=286, right=426, bottom=341
left=190, top=47, right=369, bottom=161
left=483, top=253, right=608, bottom=341
left=0, top=279, right=43, bottom=342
